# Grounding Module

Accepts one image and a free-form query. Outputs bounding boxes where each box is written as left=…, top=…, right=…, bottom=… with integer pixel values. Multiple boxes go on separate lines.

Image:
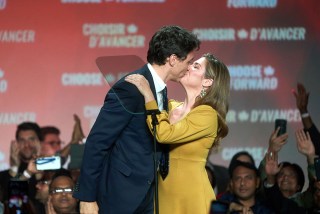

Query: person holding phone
left=0, top=122, right=42, bottom=213
left=263, top=129, right=317, bottom=213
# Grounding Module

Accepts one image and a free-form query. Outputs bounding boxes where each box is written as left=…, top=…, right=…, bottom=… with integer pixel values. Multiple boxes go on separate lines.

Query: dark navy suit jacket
left=73, top=65, right=161, bottom=213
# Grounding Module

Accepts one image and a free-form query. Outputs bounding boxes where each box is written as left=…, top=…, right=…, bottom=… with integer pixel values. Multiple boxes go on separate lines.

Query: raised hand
left=265, top=150, right=281, bottom=177
left=10, top=140, right=20, bottom=167
left=71, top=114, right=85, bottom=144
left=292, top=82, right=309, bottom=113
left=295, top=129, right=315, bottom=164
left=268, top=128, right=288, bottom=153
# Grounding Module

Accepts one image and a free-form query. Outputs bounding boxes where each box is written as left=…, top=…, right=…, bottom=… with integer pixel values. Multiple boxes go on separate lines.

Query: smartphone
left=209, top=200, right=230, bottom=214
left=315, top=157, right=320, bottom=181
left=275, top=119, right=287, bottom=137
left=36, top=156, right=61, bottom=170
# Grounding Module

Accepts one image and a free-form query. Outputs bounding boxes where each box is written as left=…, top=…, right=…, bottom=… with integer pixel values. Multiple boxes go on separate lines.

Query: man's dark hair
left=228, top=151, right=255, bottom=176
left=229, top=160, right=260, bottom=178
left=278, top=162, right=305, bottom=192
left=15, top=122, right=43, bottom=141
left=41, top=126, right=60, bottom=140
left=49, top=168, right=73, bottom=190
left=147, top=25, right=200, bottom=65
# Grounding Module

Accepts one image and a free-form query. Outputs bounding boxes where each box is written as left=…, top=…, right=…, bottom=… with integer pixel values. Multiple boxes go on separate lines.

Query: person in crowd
left=308, top=180, right=320, bottom=213
left=48, top=169, right=79, bottom=214
left=125, top=52, right=230, bottom=213
left=34, top=171, right=56, bottom=213
left=211, top=163, right=230, bottom=195
left=264, top=129, right=316, bottom=213
left=0, top=122, right=42, bottom=213
left=215, top=160, right=274, bottom=213
left=292, top=82, right=320, bottom=155
left=73, top=25, right=200, bottom=214
left=40, top=126, right=62, bottom=157
left=215, top=151, right=256, bottom=199
left=229, top=151, right=256, bottom=177
left=205, top=161, right=229, bottom=196
left=40, top=114, right=85, bottom=168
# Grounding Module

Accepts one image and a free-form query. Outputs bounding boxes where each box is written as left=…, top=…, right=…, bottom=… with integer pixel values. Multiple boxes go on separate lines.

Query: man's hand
left=10, top=140, right=20, bottom=167
left=265, top=150, right=282, bottom=185
left=292, top=82, right=309, bottom=113
left=296, top=129, right=316, bottom=163
left=268, top=128, right=288, bottom=152
left=71, top=114, right=85, bottom=144
left=80, top=201, right=99, bottom=214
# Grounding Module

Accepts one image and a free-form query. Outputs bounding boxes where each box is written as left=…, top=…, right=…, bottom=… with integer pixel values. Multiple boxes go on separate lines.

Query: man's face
left=17, top=130, right=40, bottom=162
left=170, top=50, right=196, bottom=81
left=276, top=166, right=300, bottom=196
left=41, top=133, right=61, bottom=156
left=49, top=176, right=78, bottom=214
left=231, top=166, right=259, bottom=202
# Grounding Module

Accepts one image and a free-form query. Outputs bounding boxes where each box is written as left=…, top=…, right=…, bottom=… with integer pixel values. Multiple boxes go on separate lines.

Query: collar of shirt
left=147, top=63, right=166, bottom=110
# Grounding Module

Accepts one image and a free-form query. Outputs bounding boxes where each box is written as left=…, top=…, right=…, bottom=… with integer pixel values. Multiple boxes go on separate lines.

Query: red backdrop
left=1, top=0, right=320, bottom=180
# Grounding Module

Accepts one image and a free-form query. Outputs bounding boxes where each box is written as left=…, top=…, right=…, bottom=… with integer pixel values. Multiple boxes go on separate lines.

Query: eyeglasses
left=50, top=187, right=73, bottom=194
left=37, top=180, right=50, bottom=185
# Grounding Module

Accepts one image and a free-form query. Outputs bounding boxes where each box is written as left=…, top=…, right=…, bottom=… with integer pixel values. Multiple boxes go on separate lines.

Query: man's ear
left=202, top=78, right=213, bottom=87
left=168, top=54, right=177, bottom=67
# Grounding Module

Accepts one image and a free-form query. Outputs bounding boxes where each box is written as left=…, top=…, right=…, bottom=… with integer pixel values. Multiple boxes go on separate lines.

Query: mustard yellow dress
left=145, top=100, right=217, bottom=214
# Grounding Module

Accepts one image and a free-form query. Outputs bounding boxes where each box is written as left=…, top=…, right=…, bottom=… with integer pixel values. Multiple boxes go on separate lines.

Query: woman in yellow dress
left=125, top=53, right=230, bottom=214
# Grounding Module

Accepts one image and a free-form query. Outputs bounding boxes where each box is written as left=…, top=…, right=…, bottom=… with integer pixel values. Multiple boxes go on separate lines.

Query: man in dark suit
left=73, top=25, right=200, bottom=214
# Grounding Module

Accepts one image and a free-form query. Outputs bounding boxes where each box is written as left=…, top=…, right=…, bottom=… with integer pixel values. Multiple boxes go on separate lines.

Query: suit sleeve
left=73, top=82, right=141, bottom=201
left=145, top=100, right=218, bottom=144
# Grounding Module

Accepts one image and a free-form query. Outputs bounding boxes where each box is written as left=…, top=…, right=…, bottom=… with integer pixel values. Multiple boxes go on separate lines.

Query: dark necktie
left=159, top=87, right=169, bottom=180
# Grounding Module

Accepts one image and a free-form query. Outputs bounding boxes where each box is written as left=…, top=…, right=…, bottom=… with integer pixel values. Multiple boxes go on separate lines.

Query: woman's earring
left=200, top=87, right=206, bottom=98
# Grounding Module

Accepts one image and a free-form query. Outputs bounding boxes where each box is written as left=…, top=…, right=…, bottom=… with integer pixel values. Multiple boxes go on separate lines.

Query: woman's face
left=180, top=57, right=207, bottom=89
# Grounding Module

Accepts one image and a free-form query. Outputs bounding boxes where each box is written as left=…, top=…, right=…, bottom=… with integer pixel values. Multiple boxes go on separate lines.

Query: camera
left=275, top=119, right=287, bottom=137
left=36, top=156, right=61, bottom=170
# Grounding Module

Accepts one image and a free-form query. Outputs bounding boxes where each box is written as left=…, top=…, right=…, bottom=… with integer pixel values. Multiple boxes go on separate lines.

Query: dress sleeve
left=145, top=100, right=218, bottom=144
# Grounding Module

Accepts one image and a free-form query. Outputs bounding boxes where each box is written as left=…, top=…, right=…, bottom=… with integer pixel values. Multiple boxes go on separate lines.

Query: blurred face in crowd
left=17, top=130, right=40, bottom=162
left=49, top=176, right=78, bottom=214
left=276, top=166, right=300, bottom=197
left=41, top=133, right=62, bottom=156
left=231, top=166, right=260, bottom=202
left=35, top=180, right=50, bottom=204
